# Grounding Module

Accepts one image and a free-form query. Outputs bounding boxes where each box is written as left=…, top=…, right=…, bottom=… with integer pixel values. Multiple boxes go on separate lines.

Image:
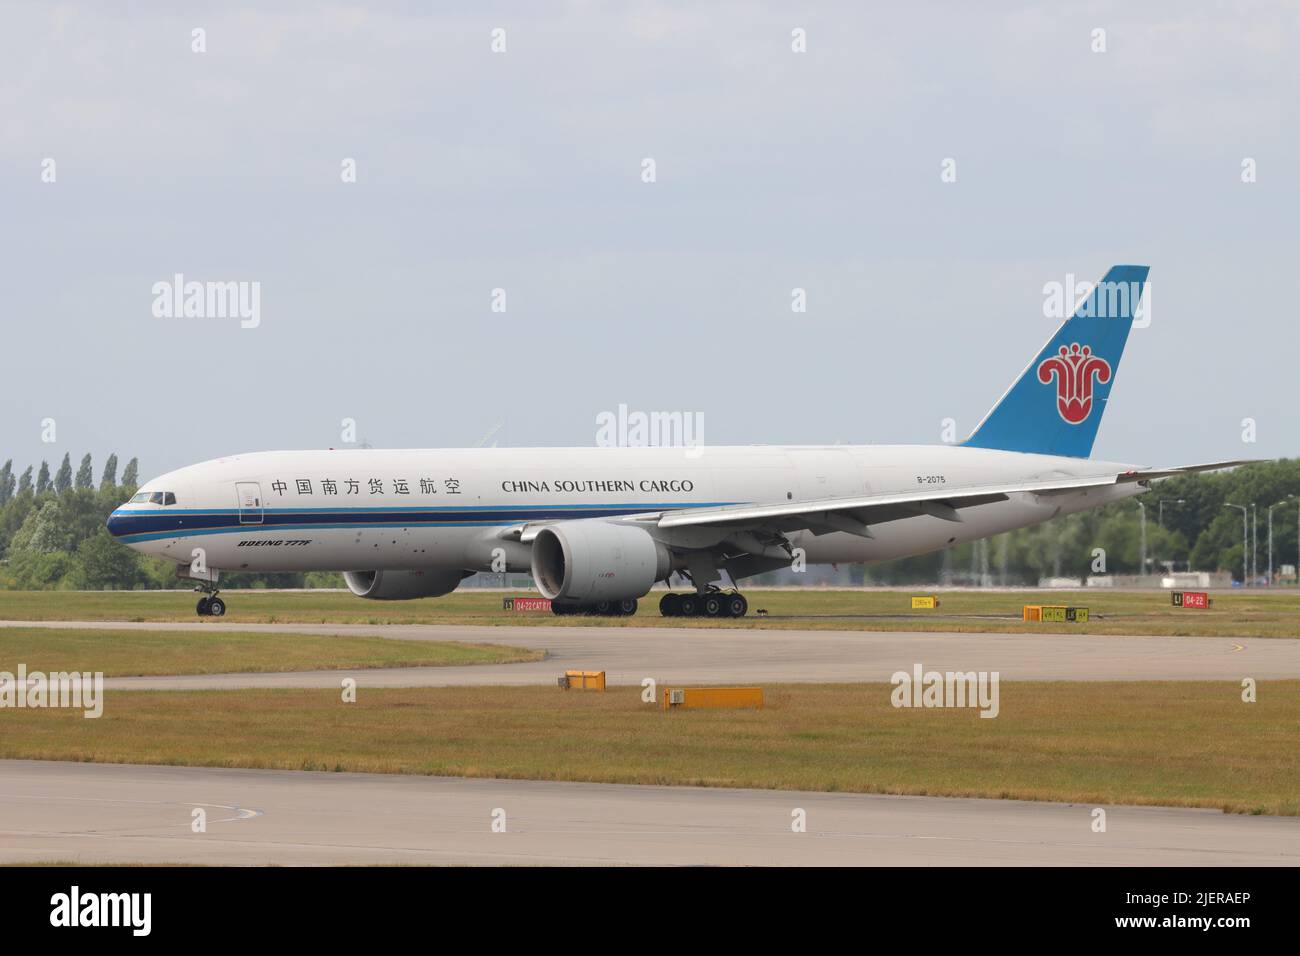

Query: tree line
left=0, top=453, right=336, bottom=590
left=0, top=454, right=1296, bottom=590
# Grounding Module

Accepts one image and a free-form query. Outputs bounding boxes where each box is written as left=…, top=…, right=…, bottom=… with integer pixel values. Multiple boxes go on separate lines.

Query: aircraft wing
left=641, top=459, right=1256, bottom=537
left=494, top=459, right=1255, bottom=544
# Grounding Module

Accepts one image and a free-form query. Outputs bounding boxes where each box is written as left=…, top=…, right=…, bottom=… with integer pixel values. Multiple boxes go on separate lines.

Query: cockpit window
left=129, top=492, right=176, bottom=505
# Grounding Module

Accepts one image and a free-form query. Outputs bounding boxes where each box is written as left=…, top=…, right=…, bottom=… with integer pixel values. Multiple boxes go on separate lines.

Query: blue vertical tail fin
left=963, top=264, right=1149, bottom=458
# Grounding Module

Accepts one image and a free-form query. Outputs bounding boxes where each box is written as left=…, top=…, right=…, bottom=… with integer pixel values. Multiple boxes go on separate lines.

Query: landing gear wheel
left=206, top=597, right=226, bottom=617
left=678, top=594, right=699, bottom=617
left=593, top=600, right=614, bottom=616
left=726, top=594, right=748, bottom=618
left=659, top=593, right=682, bottom=617
left=551, top=602, right=573, bottom=616
left=617, top=598, right=638, bottom=617
left=703, top=594, right=723, bottom=617
left=196, top=597, right=211, bottom=616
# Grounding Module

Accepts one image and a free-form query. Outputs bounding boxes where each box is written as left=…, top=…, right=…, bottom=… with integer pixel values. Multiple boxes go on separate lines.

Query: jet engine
left=530, top=520, right=671, bottom=603
left=343, top=568, right=471, bottom=600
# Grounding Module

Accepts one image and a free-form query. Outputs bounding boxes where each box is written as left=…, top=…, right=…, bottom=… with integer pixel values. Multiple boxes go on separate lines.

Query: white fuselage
left=108, top=444, right=1145, bottom=577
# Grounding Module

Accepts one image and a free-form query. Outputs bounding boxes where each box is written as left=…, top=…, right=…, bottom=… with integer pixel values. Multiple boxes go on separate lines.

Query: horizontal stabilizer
left=1116, top=459, right=1259, bottom=483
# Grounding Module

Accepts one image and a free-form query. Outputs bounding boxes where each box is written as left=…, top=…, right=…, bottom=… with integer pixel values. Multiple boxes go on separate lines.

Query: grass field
left=3, top=681, right=1296, bottom=815
left=0, top=627, right=541, bottom=677
left=2, top=587, right=1299, bottom=637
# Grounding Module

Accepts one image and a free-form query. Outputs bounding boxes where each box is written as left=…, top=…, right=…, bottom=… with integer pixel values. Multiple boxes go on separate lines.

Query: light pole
left=1136, top=501, right=1147, bottom=579
left=1159, top=498, right=1185, bottom=528
left=1225, top=503, right=1248, bottom=586
left=1268, top=496, right=1297, bottom=587
left=1252, top=504, right=1258, bottom=584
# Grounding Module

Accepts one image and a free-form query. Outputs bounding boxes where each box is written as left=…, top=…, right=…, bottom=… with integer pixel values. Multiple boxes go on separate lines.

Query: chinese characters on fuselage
left=267, top=478, right=463, bottom=497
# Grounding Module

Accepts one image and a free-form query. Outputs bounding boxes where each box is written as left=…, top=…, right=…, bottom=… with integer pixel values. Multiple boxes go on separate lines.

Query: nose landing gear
left=195, top=589, right=226, bottom=617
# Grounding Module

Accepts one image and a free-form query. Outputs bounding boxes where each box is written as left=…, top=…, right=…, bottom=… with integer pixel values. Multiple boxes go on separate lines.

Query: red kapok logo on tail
left=1037, top=343, right=1111, bottom=424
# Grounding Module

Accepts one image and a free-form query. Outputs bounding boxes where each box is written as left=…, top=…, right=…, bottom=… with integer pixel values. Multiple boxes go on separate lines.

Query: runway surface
left=1, top=759, right=1295, bottom=866
left=2, top=619, right=1296, bottom=689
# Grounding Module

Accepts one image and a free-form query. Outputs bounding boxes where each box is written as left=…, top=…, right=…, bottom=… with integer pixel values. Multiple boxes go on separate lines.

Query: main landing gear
left=659, top=589, right=748, bottom=619
left=195, top=587, right=226, bottom=617
left=551, top=598, right=639, bottom=617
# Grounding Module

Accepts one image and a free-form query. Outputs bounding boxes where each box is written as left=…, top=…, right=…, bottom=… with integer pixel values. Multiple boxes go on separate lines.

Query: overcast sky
left=2, top=1, right=1297, bottom=482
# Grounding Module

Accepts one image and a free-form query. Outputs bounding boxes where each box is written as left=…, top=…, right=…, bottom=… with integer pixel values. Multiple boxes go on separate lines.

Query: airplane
left=107, top=265, right=1247, bottom=619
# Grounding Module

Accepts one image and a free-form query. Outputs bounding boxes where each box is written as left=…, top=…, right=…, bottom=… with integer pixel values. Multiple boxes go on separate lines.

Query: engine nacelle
left=343, top=568, right=469, bottom=600
left=530, top=521, right=670, bottom=603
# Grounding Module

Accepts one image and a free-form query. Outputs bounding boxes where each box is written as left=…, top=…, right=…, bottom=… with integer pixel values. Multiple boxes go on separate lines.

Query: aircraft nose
left=106, top=509, right=131, bottom=539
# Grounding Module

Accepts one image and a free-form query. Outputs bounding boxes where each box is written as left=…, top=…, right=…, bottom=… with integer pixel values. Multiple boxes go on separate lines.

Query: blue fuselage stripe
left=108, top=502, right=736, bottom=543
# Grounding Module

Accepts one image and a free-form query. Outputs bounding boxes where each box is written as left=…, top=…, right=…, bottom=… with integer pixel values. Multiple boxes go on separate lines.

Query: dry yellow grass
left=0, top=627, right=541, bottom=676
left=3, top=680, right=1296, bottom=815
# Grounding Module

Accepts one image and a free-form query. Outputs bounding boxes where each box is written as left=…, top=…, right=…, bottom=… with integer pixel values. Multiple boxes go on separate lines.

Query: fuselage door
left=236, top=481, right=264, bottom=525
